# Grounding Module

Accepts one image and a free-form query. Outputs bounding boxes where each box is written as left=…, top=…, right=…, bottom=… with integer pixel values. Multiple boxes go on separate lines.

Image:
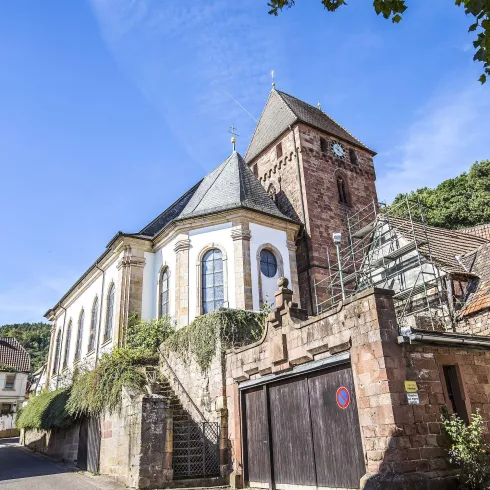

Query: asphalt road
left=0, top=438, right=123, bottom=490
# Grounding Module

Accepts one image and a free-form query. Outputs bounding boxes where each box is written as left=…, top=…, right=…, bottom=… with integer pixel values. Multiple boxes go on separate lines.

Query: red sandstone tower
left=245, top=89, right=378, bottom=314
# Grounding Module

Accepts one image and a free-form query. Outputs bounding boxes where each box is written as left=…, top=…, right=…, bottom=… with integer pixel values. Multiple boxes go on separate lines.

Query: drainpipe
left=55, top=303, right=67, bottom=390
left=289, top=124, right=315, bottom=313
left=94, top=261, right=106, bottom=365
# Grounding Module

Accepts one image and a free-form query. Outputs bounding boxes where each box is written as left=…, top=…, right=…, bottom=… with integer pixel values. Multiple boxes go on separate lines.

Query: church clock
left=331, top=141, right=345, bottom=159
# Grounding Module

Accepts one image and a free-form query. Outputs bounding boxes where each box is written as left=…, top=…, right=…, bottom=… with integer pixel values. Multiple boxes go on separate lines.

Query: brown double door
left=242, top=363, right=365, bottom=489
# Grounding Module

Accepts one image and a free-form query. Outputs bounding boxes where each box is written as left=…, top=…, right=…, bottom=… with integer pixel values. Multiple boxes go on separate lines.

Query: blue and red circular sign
left=336, top=386, right=350, bottom=409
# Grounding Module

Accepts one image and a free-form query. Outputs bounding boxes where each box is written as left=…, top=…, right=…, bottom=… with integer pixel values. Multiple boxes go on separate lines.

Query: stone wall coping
left=226, top=286, right=395, bottom=357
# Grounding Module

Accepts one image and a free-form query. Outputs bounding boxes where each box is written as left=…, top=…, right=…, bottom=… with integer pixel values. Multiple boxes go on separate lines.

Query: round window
left=260, top=249, right=278, bottom=278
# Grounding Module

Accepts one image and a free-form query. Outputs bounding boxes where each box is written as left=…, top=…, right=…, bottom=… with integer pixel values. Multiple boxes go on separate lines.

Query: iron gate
left=173, top=421, right=220, bottom=479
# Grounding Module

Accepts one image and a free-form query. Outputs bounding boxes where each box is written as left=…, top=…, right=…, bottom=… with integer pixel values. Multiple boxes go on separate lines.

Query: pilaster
left=231, top=222, right=253, bottom=310
left=114, top=246, right=146, bottom=346
left=174, top=235, right=191, bottom=328
left=286, top=229, right=300, bottom=307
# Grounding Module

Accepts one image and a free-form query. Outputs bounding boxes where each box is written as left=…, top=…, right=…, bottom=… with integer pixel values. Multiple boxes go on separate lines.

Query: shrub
left=67, top=348, right=158, bottom=416
left=126, top=315, right=174, bottom=353
left=16, top=388, right=74, bottom=430
left=164, top=308, right=265, bottom=371
left=442, top=408, right=490, bottom=489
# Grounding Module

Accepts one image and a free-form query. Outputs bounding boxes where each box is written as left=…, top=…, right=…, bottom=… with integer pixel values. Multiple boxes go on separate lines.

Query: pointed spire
left=271, top=69, right=276, bottom=89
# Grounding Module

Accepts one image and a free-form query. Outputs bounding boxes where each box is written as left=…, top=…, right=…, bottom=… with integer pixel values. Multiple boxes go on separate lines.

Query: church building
left=45, top=88, right=378, bottom=385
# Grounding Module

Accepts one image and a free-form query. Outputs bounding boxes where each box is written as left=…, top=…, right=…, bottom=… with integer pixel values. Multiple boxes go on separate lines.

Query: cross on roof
left=228, top=125, right=239, bottom=151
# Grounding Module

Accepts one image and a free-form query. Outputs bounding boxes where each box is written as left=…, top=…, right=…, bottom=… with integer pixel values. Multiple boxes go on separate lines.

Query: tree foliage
left=0, top=322, right=51, bottom=373
left=389, top=160, right=490, bottom=229
left=442, top=408, right=490, bottom=489
left=126, top=315, right=175, bottom=353
left=267, top=0, right=490, bottom=83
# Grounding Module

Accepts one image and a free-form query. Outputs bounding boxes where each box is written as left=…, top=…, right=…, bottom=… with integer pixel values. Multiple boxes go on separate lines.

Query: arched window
left=75, top=310, right=84, bottom=360
left=202, top=249, right=224, bottom=314
left=260, top=249, right=278, bottom=278
left=88, top=297, right=98, bottom=352
left=337, top=177, right=348, bottom=204
left=159, top=268, right=170, bottom=317
left=52, top=330, right=62, bottom=375
left=104, top=284, right=115, bottom=341
left=63, top=320, right=72, bottom=369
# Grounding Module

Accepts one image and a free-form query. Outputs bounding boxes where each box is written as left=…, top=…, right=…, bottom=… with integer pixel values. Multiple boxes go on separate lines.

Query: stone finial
left=277, top=277, right=289, bottom=289
left=275, top=276, right=293, bottom=308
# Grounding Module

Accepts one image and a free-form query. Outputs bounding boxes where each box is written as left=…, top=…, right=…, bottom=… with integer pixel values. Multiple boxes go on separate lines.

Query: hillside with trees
left=0, top=322, right=51, bottom=373
left=390, top=160, right=490, bottom=229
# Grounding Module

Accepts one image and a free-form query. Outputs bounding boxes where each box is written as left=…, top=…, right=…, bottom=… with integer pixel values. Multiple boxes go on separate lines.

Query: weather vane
left=228, top=125, right=239, bottom=152
left=271, top=69, right=275, bottom=88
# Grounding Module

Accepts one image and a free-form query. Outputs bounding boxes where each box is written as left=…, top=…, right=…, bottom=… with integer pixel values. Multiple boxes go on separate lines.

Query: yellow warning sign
left=405, top=381, right=418, bottom=393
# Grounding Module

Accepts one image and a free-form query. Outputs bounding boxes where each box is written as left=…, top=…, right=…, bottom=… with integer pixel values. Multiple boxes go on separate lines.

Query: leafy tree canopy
left=0, top=322, right=51, bottom=373
left=390, top=160, right=490, bottom=229
left=267, top=0, right=490, bottom=84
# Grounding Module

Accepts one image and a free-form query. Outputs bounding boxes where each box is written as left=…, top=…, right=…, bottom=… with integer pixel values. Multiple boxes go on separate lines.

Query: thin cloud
left=89, top=0, right=288, bottom=163
left=376, top=80, right=490, bottom=203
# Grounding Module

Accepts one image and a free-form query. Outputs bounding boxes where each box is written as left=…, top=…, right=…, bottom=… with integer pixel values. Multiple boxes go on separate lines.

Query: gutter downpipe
left=289, top=124, right=314, bottom=314
left=403, top=332, right=490, bottom=349
left=94, top=261, right=106, bottom=365
left=55, top=303, right=67, bottom=390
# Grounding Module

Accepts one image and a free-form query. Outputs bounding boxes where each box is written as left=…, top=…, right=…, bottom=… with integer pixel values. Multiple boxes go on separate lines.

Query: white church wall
left=250, top=223, right=290, bottom=311
left=50, top=253, right=120, bottom=388
left=141, top=251, right=155, bottom=320
left=188, top=222, right=236, bottom=324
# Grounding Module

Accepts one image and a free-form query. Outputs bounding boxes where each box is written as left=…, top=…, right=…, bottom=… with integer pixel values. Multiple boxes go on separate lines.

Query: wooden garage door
left=308, top=365, right=365, bottom=488
left=242, top=363, right=365, bottom=489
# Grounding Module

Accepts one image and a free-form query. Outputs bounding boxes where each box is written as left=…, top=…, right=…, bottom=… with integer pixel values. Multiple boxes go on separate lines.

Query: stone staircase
left=153, top=377, right=193, bottom=422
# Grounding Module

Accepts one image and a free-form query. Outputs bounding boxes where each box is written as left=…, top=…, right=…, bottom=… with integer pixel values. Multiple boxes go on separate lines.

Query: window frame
left=256, top=244, right=285, bottom=307
left=441, top=363, right=470, bottom=424
left=52, top=330, right=62, bottom=375
left=104, top=283, right=115, bottom=342
left=196, top=244, right=229, bottom=316
left=4, top=374, right=16, bottom=391
left=63, top=320, right=72, bottom=369
left=88, top=297, right=99, bottom=353
left=159, top=267, right=170, bottom=319
left=75, top=309, right=84, bottom=361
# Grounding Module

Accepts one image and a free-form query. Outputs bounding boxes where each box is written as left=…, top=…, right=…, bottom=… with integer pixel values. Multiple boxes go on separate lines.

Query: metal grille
left=173, top=421, right=220, bottom=479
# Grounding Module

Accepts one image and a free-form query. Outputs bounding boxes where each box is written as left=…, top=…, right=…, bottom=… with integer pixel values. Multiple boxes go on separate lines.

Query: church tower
left=245, top=89, right=378, bottom=314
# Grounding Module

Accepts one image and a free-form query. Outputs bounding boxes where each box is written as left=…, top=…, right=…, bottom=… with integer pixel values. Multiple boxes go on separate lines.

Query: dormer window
left=276, top=143, right=283, bottom=159
left=268, top=184, right=277, bottom=202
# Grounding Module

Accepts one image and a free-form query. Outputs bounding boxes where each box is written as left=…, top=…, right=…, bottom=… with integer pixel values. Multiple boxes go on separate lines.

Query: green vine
left=163, top=308, right=266, bottom=372
left=16, top=388, right=74, bottom=430
left=67, top=348, right=158, bottom=417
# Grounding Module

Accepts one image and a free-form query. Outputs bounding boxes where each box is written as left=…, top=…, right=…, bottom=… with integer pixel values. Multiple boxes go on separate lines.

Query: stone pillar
left=231, top=222, right=253, bottom=310
left=174, top=235, right=191, bottom=328
left=286, top=230, right=300, bottom=306
left=163, top=409, right=173, bottom=482
left=114, top=246, right=146, bottom=347
left=219, top=408, right=229, bottom=477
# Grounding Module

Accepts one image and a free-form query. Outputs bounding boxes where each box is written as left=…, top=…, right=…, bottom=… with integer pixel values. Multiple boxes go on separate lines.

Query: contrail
left=226, top=92, right=258, bottom=123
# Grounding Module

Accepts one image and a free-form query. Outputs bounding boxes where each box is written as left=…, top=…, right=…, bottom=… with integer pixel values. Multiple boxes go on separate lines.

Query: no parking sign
left=336, top=386, right=350, bottom=409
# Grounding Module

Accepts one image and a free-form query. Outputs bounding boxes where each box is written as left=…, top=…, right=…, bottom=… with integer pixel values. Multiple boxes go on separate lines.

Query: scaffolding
left=314, top=198, right=452, bottom=334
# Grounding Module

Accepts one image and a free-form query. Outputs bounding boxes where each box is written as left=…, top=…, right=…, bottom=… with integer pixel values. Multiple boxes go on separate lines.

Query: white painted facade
left=48, top=214, right=298, bottom=389
left=0, top=371, right=28, bottom=413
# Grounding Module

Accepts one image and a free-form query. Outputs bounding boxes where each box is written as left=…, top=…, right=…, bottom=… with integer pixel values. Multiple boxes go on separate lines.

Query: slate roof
left=245, top=89, right=373, bottom=163
left=0, top=338, right=30, bottom=372
left=177, top=151, right=290, bottom=222
left=388, top=216, right=488, bottom=274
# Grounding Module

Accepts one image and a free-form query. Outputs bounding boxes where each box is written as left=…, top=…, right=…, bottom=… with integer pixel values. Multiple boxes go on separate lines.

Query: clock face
left=332, top=142, right=345, bottom=158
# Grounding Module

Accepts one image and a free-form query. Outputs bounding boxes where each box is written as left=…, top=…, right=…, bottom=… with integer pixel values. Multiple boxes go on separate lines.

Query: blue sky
left=1, top=0, right=489, bottom=325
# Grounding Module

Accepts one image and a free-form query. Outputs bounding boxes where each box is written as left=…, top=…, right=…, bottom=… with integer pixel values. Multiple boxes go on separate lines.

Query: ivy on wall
left=163, top=308, right=267, bottom=372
